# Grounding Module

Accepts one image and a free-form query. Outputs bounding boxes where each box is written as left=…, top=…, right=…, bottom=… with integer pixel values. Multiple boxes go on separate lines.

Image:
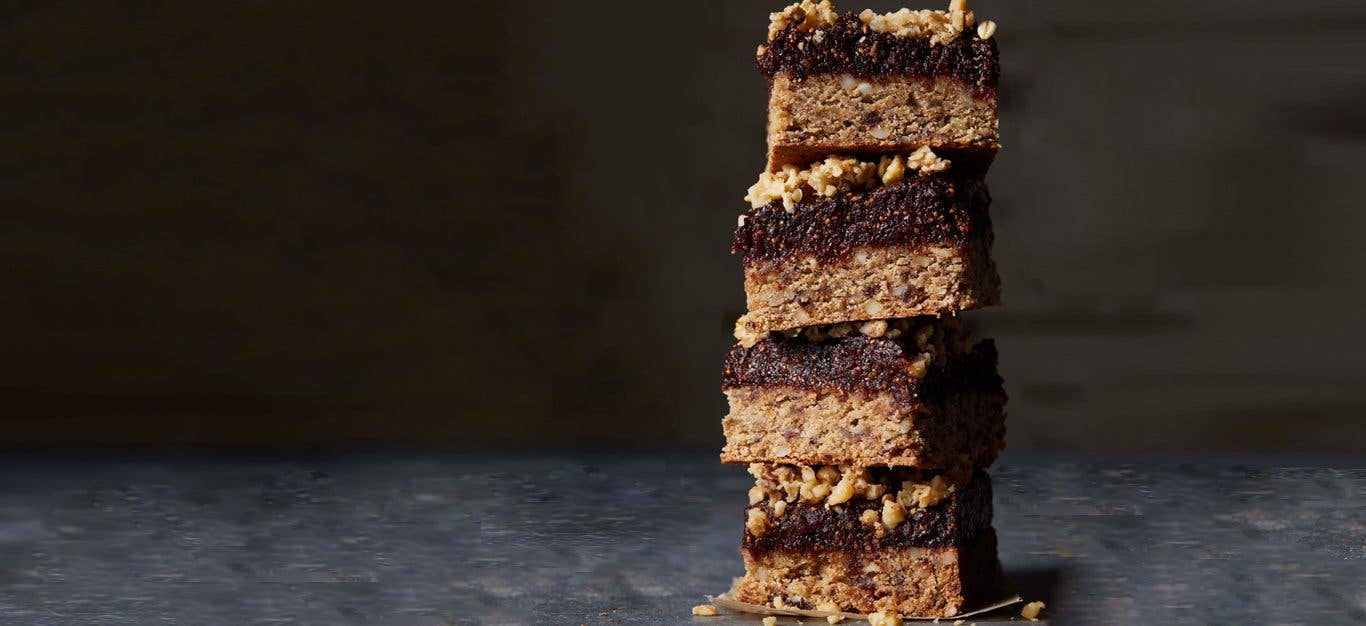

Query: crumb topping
left=859, top=4, right=975, bottom=46
left=748, top=463, right=956, bottom=514
left=744, top=147, right=950, bottom=211
left=1021, top=601, right=1045, bottom=621
left=768, top=0, right=980, bottom=46
left=768, top=1, right=840, bottom=40
left=747, top=508, right=771, bottom=536
left=736, top=316, right=972, bottom=366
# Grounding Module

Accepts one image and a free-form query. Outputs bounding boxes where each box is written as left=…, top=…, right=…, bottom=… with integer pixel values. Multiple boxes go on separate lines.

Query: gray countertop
left=0, top=453, right=1361, bottom=625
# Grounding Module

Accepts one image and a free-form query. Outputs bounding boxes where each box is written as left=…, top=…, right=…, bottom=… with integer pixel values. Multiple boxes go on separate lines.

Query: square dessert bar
left=736, top=466, right=1002, bottom=617
left=735, top=152, right=998, bottom=336
left=759, top=1, right=999, bottom=170
left=721, top=316, right=1005, bottom=471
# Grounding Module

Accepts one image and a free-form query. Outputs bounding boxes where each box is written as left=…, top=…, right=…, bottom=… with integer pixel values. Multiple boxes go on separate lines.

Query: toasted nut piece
left=977, top=20, right=997, bottom=39
left=691, top=604, right=718, bottom=616
left=868, top=611, right=903, bottom=626
left=746, top=509, right=769, bottom=536
left=882, top=499, right=906, bottom=529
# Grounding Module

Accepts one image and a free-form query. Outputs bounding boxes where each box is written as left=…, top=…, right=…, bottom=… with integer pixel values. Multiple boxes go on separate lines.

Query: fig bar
left=735, top=150, right=998, bottom=336
left=759, top=0, right=999, bottom=170
left=722, top=316, right=1005, bottom=470
left=737, top=466, right=1002, bottom=617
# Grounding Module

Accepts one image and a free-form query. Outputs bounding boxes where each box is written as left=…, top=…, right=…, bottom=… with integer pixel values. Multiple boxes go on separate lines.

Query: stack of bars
left=721, top=0, right=1007, bottom=620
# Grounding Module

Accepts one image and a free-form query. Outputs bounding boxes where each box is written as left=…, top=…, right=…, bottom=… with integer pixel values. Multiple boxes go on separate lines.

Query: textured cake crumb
left=744, top=149, right=950, bottom=211
left=1021, top=601, right=1045, bottom=621
left=766, top=73, right=998, bottom=170
left=868, top=611, right=903, bottom=626
left=692, top=604, right=718, bottom=616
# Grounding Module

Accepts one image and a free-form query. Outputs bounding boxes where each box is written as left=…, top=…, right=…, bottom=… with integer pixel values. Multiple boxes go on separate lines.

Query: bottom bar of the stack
left=735, top=465, right=1002, bottom=618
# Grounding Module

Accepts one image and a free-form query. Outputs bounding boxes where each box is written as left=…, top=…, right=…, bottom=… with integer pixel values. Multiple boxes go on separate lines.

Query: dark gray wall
left=3, top=1, right=1364, bottom=453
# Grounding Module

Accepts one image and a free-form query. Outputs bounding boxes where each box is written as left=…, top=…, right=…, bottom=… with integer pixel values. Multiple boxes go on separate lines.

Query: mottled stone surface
left=0, top=453, right=1361, bottom=624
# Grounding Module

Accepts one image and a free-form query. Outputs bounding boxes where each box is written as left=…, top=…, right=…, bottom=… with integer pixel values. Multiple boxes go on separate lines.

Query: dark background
left=5, top=1, right=1364, bottom=454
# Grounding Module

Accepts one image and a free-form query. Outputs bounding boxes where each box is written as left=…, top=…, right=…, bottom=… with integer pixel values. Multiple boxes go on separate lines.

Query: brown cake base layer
left=736, top=530, right=1002, bottom=617
left=721, top=319, right=1005, bottom=470
left=736, top=244, right=999, bottom=335
left=721, top=381, right=1004, bottom=469
left=767, top=73, right=997, bottom=170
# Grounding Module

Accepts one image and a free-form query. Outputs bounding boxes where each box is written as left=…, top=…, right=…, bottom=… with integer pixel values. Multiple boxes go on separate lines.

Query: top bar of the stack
left=758, top=1, right=999, bottom=172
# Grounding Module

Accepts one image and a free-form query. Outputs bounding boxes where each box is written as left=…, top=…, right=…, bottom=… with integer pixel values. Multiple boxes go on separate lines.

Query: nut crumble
left=769, top=1, right=981, bottom=46
left=744, top=148, right=950, bottom=211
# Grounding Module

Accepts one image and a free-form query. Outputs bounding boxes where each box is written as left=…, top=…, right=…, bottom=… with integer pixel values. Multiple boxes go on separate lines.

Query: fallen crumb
left=868, top=612, right=902, bottom=626
left=692, top=604, right=718, bottom=617
left=827, top=616, right=844, bottom=624
left=1021, top=601, right=1046, bottom=621
left=764, top=617, right=779, bottom=626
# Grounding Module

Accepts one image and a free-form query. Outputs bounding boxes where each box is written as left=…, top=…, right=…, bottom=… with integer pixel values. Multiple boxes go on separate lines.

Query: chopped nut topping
left=743, top=150, right=951, bottom=211
left=900, top=475, right=952, bottom=509
left=749, top=464, right=950, bottom=510
left=741, top=316, right=970, bottom=356
left=881, top=499, right=906, bottom=529
left=692, top=604, right=718, bottom=616
left=1021, top=601, right=1045, bottom=621
left=860, top=509, right=880, bottom=526
left=746, top=508, right=770, bottom=536
left=768, top=0, right=839, bottom=40
left=858, top=0, right=975, bottom=47
left=858, top=320, right=888, bottom=338
left=902, top=146, right=951, bottom=175
left=768, top=1, right=983, bottom=46
left=868, top=611, right=903, bottom=626
left=976, top=20, right=996, bottom=40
